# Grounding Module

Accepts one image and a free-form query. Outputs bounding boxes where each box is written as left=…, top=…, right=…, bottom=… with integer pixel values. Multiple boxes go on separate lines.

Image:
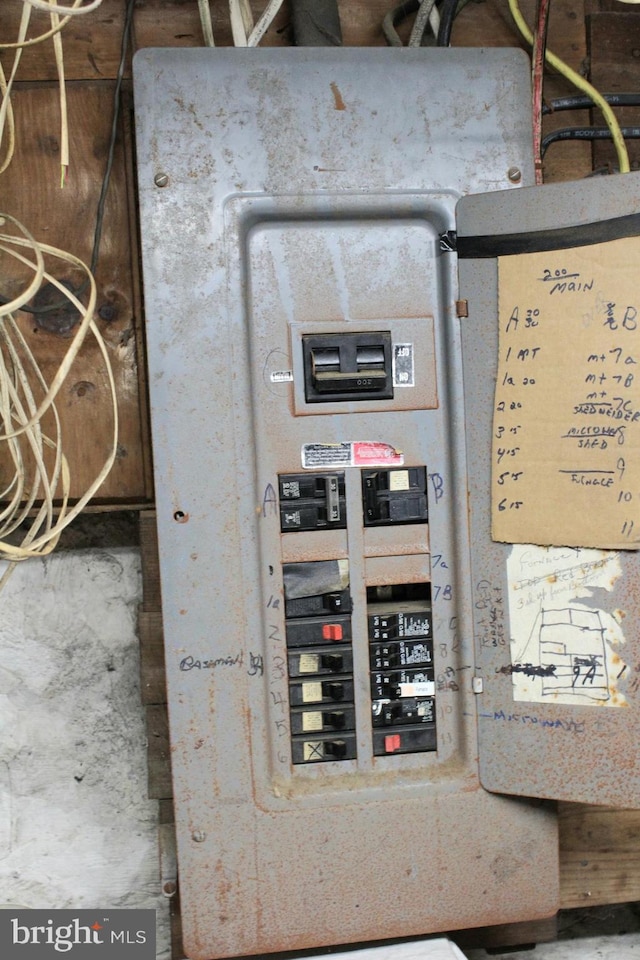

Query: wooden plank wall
left=0, top=0, right=609, bottom=505
left=3, top=1, right=640, bottom=956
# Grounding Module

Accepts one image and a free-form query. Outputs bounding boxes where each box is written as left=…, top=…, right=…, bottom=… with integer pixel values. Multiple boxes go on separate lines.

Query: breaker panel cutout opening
left=362, top=466, right=428, bottom=526
left=283, top=560, right=356, bottom=764
left=302, top=332, right=394, bottom=402
left=367, top=582, right=436, bottom=756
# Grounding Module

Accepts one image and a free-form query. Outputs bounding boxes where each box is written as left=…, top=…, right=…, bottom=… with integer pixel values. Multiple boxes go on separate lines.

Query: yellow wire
left=507, top=0, right=630, bottom=174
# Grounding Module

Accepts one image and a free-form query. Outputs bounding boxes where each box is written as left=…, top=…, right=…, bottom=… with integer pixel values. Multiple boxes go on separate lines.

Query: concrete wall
left=0, top=549, right=169, bottom=958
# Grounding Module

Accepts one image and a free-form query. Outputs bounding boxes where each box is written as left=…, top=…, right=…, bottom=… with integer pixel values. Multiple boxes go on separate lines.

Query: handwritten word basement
left=494, top=236, right=640, bottom=550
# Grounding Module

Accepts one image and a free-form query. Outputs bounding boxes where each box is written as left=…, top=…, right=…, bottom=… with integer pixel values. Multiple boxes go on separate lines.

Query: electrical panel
left=134, top=48, right=640, bottom=960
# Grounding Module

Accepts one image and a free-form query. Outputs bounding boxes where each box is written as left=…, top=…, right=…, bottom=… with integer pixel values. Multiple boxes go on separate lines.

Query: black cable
left=291, top=0, right=342, bottom=46
left=457, top=212, right=640, bottom=259
left=90, top=0, right=135, bottom=276
left=382, top=0, right=419, bottom=47
left=436, top=0, right=457, bottom=45
left=543, top=93, right=640, bottom=114
left=1, top=0, right=135, bottom=317
left=541, top=125, right=640, bottom=157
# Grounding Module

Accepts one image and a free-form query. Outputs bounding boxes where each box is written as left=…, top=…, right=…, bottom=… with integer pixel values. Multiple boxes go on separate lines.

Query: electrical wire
left=1, top=2, right=107, bottom=188
left=197, top=0, right=215, bottom=46
left=0, top=0, right=125, bottom=584
left=382, top=0, right=444, bottom=47
left=543, top=93, right=640, bottom=113
left=229, top=0, right=250, bottom=45
left=0, top=214, right=118, bottom=585
left=0, top=0, right=105, bottom=50
left=1, top=0, right=135, bottom=314
left=507, top=0, right=630, bottom=174
left=541, top=125, right=640, bottom=158
left=408, top=0, right=440, bottom=46
left=226, top=0, right=284, bottom=47
left=382, top=1, right=419, bottom=47
left=247, top=0, right=286, bottom=46
left=0, top=5, right=30, bottom=176
left=51, top=1, right=69, bottom=186
left=21, top=0, right=103, bottom=13
left=436, top=0, right=458, bottom=46
left=90, top=0, right=134, bottom=275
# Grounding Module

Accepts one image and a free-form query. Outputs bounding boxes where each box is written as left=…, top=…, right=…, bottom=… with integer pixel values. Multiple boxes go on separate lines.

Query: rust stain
left=330, top=81, right=346, bottom=111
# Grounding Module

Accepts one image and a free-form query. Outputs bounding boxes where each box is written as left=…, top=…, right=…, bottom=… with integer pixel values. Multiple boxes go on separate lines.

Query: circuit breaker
left=134, top=48, right=640, bottom=960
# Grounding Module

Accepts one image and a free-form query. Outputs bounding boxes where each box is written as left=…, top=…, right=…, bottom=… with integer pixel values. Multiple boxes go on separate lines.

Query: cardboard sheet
left=494, top=236, right=640, bottom=549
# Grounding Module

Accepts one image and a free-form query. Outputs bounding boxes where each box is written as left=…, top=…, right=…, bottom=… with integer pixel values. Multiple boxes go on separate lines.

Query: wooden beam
left=559, top=802, right=640, bottom=908
left=2, top=82, right=152, bottom=503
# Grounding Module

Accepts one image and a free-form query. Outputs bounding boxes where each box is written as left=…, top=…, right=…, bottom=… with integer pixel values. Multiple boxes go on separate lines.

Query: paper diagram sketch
left=506, top=545, right=627, bottom=706
left=515, top=605, right=609, bottom=702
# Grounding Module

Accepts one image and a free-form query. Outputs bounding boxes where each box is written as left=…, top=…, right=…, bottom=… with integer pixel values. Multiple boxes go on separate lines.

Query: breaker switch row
left=283, top=560, right=357, bottom=765
left=368, top=585, right=436, bottom=756
left=278, top=465, right=428, bottom=532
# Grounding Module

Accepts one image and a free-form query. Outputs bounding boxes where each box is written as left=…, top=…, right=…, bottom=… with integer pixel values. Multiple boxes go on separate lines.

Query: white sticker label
left=270, top=369, right=294, bottom=383
left=302, top=712, right=323, bottom=732
left=302, top=681, right=323, bottom=703
left=303, top=741, right=325, bottom=761
left=506, top=544, right=627, bottom=706
left=398, top=681, right=435, bottom=698
left=389, top=469, right=410, bottom=491
left=298, top=654, right=320, bottom=674
left=302, top=441, right=403, bottom=469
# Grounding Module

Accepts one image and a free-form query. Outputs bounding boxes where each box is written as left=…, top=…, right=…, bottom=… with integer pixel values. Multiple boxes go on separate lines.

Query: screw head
left=507, top=166, right=522, bottom=183
left=192, top=830, right=206, bottom=843
left=154, top=172, right=169, bottom=188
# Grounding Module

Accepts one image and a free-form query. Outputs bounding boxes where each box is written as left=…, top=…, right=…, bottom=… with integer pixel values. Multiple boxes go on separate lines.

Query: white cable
left=248, top=0, right=285, bottom=46
left=22, top=0, right=103, bottom=14
left=238, top=0, right=254, bottom=35
left=0, top=5, right=31, bottom=175
left=229, top=0, right=249, bottom=45
left=0, top=214, right=118, bottom=569
left=197, top=0, right=215, bottom=46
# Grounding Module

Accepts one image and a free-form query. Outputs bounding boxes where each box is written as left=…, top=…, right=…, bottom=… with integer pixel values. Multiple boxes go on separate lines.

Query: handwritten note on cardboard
left=493, top=236, right=640, bottom=550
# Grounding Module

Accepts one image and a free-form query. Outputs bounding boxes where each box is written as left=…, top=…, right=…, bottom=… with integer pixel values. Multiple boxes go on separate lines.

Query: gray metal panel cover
left=133, top=48, right=558, bottom=960
left=458, top=172, right=640, bottom=806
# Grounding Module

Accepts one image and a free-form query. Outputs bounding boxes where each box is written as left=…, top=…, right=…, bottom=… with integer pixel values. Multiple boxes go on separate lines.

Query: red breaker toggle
left=322, top=623, right=344, bottom=642
left=384, top=734, right=402, bottom=753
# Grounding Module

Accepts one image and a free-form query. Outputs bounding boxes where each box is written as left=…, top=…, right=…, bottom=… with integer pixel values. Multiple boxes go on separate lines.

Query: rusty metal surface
left=133, top=48, right=558, bottom=960
left=457, top=173, right=640, bottom=807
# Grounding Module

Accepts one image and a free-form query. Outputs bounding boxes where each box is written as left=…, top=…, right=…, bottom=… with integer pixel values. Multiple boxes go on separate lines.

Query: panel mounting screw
left=507, top=166, right=522, bottom=183
left=154, top=172, right=169, bottom=188
left=192, top=830, right=206, bottom=843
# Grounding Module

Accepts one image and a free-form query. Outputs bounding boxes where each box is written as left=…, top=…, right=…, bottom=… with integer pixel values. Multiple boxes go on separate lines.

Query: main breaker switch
left=303, top=332, right=394, bottom=402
